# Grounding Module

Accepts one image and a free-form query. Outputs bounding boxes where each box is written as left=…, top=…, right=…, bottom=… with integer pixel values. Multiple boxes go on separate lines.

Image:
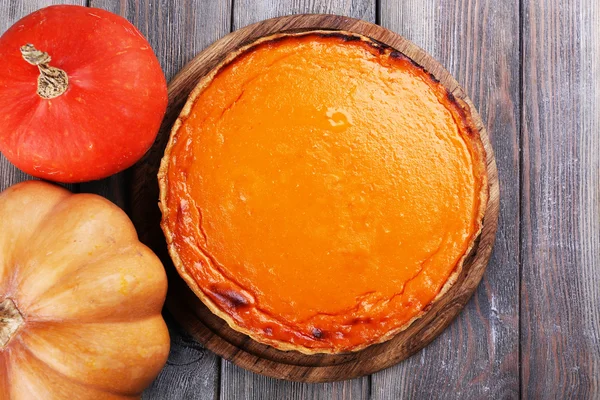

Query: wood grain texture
left=221, top=359, right=369, bottom=400
left=0, top=0, right=83, bottom=193
left=2, top=0, right=598, bottom=398
left=521, top=0, right=600, bottom=397
left=231, top=0, right=374, bottom=29
left=133, top=13, right=498, bottom=387
left=373, top=1, right=520, bottom=399
left=85, top=1, right=233, bottom=399
left=225, top=2, right=374, bottom=398
left=143, top=314, right=221, bottom=400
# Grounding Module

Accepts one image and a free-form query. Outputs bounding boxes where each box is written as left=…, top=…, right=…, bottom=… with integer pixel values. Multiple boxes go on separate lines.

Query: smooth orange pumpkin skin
left=0, top=5, right=168, bottom=183
left=0, top=181, right=169, bottom=400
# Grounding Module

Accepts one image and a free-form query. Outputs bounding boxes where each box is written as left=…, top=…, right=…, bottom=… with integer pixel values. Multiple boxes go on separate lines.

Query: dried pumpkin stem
left=0, top=298, right=23, bottom=348
left=20, top=43, right=69, bottom=99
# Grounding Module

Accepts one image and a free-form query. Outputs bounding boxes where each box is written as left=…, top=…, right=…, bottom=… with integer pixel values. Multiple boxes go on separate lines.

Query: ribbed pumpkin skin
left=0, top=181, right=170, bottom=400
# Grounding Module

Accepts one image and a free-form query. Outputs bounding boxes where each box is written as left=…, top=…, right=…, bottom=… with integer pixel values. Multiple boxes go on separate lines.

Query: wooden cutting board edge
left=130, top=14, right=500, bottom=383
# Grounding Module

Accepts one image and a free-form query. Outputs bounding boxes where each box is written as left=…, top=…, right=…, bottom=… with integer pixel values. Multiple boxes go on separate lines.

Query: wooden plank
left=143, top=314, right=222, bottom=400
left=85, top=1, right=232, bottom=399
left=520, top=0, right=600, bottom=397
left=221, top=360, right=370, bottom=399
left=222, top=2, right=374, bottom=399
left=0, top=0, right=84, bottom=193
left=372, top=1, right=521, bottom=398
left=231, top=0, right=375, bottom=30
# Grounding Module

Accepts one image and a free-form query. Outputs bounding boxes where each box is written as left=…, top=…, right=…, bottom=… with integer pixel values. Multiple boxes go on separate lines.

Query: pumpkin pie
left=158, top=31, right=488, bottom=354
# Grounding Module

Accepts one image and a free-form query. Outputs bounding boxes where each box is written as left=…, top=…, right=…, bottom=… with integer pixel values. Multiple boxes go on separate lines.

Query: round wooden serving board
left=130, top=14, right=500, bottom=383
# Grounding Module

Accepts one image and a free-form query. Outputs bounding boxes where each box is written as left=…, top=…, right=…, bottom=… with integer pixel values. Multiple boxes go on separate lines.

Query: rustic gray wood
left=372, top=1, right=521, bottom=399
left=84, top=1, right=232, bottom=399
left=222, top=4, right=375, bottom=400
left=142, top=314, right=221, bottom=400
left=231, top=0, right=374, bottom=29
left=221, top=360, right=370, bottom=400
left=520, top=0, right=600, bottom=397
left=2, top=0, right=600, bottom=398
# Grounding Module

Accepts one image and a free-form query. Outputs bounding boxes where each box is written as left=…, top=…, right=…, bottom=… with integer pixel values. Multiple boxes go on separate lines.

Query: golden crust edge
left=157, top=30, right=490, bottom=355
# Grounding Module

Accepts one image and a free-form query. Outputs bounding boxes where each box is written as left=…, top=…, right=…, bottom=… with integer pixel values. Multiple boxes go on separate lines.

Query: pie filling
left=161, top=33, right=486, bottom=352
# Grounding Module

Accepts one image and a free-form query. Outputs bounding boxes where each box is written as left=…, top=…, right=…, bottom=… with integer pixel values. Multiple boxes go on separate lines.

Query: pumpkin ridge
left=29, top=242, right=166, bottom=324
left=0, top=179, right=169, bottom=396
left=14, top=193, right=140, bottom=311
left=0, top=182, right=72, bottom=298
left=13, top=335, right=101, bottom=394
left=22, top=243, right=138, bottom=313
left=16, top=322, right=153, bottom=397
left=12, top=334, right=139, bottom=398
left=0, top=351, right=9, bottom=398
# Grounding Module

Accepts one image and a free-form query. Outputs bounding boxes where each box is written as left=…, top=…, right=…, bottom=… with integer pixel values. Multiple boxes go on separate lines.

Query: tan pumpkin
left=0, top=181, right=170, bottom=399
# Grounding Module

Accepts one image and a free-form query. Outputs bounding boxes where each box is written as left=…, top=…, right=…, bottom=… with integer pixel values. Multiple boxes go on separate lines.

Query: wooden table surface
left=0, top=0, right=598, bottom=399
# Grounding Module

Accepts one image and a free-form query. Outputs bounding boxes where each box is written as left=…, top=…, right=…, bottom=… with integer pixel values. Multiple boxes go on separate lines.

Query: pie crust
left=158, top=31, right=489, bottom=354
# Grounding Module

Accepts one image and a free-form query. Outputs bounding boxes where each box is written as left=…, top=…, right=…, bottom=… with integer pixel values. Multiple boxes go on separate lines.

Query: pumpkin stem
left=20, top=44, right=69, bottom=99
left=0, top=298, right=23, bottom=348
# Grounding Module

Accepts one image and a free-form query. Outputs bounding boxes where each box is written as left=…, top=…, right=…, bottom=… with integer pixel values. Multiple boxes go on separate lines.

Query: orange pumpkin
left=0, top=181, right=169, bottom=399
